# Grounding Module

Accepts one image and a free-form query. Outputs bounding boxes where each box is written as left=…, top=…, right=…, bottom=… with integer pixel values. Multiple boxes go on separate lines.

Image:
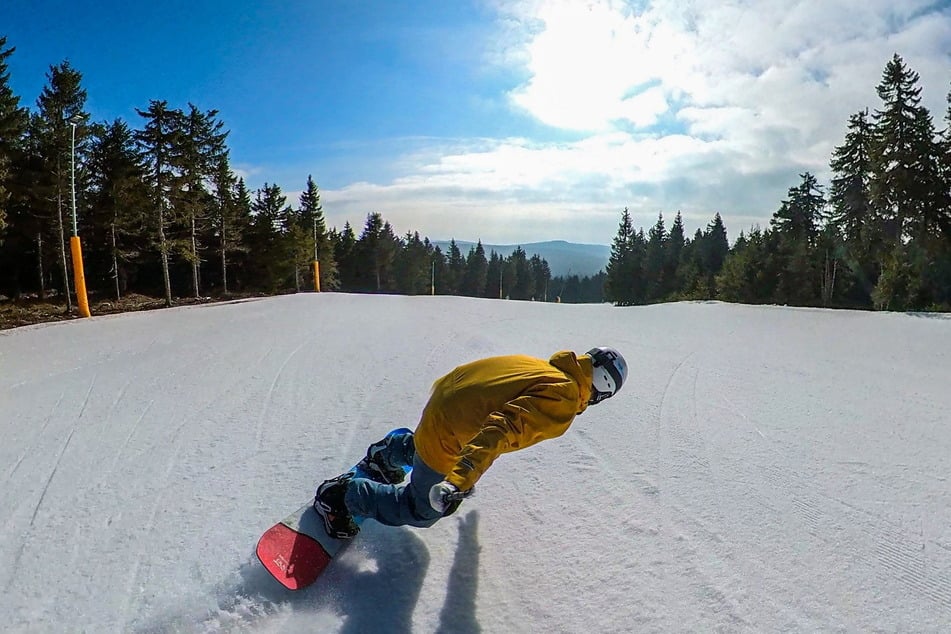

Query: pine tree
left=529, top=253, right=551, bottom=300
left=508, top=246, right=534, bottom=300
left=284, top=205, right=311, bottom=292
left=829, top=109, right=877, bottom=305
left=430, top=242, right=448, bottom=294
left=462, top=241, right=488, bottom=297
left=678, top=229, right=703, bottom=298
left=35, top=61, right=89, bottom=311
left=221, top=176, right=253, bottom=292
left=135, top=100, right=182, bottom=306
left=830, top=110, right=874, bottom=244
left=394, top=231, right=431, bottom=294
left=0, top=37, right=32, bottom=298
left=816, top=223, right=842, bottom=306
left=209, top=159, right=250, bottom=294
left=688, top=212, right=729, bottom=298
left=445, top=239, right=465, bottom=295
left=485, top=251, right=503, bottom=299
left=930, top=84, right=951, bottom=308
left=245, top=183, right=293, bottom=290
left=717, top=228, right=756, bottom=304
left=332, top=222, right=358, bottom=289
left=716, top=226, right=779, bottom=303
left=0, top=118, right=39, bottom=299
left=706, top=214, right=729, bottom=270
left=940, top=83, right=951, bottom=231
left=870, top=55, right=945, bottom=308
left=355, top=212, right=399, bottom=292
left=0, top=36, right=28, bottom=238
left=605, top=207, right=640, bottom=305
left=769, top=174, right=826, bottom=304
left=298, top=175, right=338, bottom=290
left=175, top=104, right=228, bottom=298
left=632, top=228, right=647, bottom=301
left=770, top=173, right=824, bottom=243
left=556, top=270, right=607, bottom=303
left=86, top=119, right=149, bottom=299
left=870, top=54, right=941, bottom=243
left=666, top=212, right=686, bottom=297
left=644, top=213, right=667, bottom=301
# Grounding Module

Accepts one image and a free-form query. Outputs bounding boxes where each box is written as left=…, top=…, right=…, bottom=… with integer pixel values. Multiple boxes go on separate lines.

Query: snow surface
left=1, top=294, right=950, bottom=633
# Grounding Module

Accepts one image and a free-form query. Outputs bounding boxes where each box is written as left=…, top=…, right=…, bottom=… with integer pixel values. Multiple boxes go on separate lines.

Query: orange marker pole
left=70, top=236, right=91, bottom=317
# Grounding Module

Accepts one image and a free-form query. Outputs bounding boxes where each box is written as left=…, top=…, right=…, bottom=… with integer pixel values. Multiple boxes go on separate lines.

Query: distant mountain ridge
left=433, top=240, right=610, bottom=277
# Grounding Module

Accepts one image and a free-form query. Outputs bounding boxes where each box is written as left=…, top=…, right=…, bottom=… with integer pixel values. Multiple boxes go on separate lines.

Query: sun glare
left=509, top=1, right=667, bottom=131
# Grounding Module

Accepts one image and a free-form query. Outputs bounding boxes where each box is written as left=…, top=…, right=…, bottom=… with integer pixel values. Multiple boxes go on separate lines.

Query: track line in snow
left=340, top=373, right=389, bottom=461
left=4, top=392, right=65, bottom=485
left=3, top=543, right=28, bottom=595
left=658, top=358, right=718, bottom=501
left=659, top=352, right=696, bottom=417
left=875, top=537, right=951, bottom=609
left=751, top=439, right=951, bottom=616
left=94, top=400, right=156, bottom=491
left=29, top=426, right=77, bottom=527
left=655, top=351, right=696, bottom=492
left=120, top=550, right=145, bottom=628
left=833, top=497, right=951, bottom=612
left=650, top=354, right=759, bottom=626
left=689, top=365, right=729, bottom=533
left=718, top=393, right=768, bottom=440
left=26, top=376, right=95, bottom=528
left=124, top=415, right=196, bottom=606
left=570, top=427, right=661, bottom=501
left=108, top=376, right=132, bottom=415
left=255, top=341, right=306, bottom=451
left=117, top=400, right=154, bottom=460
left=76, top=373, right=97, bottom=420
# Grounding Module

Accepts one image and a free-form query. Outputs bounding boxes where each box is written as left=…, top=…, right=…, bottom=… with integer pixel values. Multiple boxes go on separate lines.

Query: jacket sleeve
left=445, top=381, right=578, bottom=491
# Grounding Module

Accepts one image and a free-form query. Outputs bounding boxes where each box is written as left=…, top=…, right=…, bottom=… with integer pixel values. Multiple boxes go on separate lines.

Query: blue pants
left=344, top=430, right=446, bottom=528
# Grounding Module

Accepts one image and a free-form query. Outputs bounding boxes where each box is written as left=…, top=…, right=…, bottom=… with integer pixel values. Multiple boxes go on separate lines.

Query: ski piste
left=256, top=429, right=412, bottom=590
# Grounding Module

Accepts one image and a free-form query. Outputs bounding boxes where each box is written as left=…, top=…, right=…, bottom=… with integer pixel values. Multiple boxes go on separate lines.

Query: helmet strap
left=588, top=388, right=612, bottom=405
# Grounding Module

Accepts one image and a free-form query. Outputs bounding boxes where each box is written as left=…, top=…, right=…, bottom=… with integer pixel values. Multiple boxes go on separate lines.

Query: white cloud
left=616, top=86, right=669, bottom=127
left=506, top=1, right=663, bottom=131
left=321, top=133, right=748, bottom=243
left=232, top=163, right=266, bottom=185
left=321, top=0, right=951, bottom=244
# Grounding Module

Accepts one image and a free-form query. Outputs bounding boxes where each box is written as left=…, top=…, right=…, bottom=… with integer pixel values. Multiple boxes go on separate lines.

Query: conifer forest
left=1, top=36, right=949, bottom=314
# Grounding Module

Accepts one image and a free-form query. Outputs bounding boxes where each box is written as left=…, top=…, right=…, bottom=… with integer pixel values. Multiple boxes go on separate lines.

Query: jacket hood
left=549, top=350, right=592, bottom=415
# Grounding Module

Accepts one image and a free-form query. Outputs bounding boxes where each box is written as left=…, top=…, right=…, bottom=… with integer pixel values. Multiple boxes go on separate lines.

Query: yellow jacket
left=414, top=351, right=593, bottom=491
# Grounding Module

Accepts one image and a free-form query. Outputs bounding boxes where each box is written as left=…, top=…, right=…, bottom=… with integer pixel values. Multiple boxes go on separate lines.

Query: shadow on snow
left=133, top=509, right=483, bottom=633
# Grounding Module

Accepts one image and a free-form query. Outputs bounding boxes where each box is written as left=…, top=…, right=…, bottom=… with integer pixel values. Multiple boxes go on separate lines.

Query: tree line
left=2, top=41, right=948, bottom=312
left=606, top=54, right=951, bottom=311
left=0, top=36, right=567, bottom=307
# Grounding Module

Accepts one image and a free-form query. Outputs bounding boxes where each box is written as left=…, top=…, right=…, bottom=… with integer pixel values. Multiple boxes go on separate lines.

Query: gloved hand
left=428, top=481, right=474, bottom=515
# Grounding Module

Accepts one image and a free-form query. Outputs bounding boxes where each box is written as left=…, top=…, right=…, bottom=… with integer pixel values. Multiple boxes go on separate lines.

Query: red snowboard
left=255, top=502, right=345, bottom=590
left=256, top=456, right=411, bottom=590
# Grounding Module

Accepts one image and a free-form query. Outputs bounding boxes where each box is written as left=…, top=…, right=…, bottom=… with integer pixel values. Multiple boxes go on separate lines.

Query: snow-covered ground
left=1, top=294, right=950, bottom=633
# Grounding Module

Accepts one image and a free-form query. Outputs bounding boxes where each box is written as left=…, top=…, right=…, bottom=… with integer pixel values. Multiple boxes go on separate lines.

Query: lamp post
left=68, top=113, right=91, bottom=317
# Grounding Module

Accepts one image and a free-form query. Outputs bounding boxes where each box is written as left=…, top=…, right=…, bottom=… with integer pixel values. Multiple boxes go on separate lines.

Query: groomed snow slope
left=1, top=294, right=949, bottom=633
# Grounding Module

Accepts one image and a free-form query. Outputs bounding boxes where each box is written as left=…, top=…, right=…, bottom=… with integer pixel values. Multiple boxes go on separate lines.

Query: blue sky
left=3, top=1, right=950, bottom=245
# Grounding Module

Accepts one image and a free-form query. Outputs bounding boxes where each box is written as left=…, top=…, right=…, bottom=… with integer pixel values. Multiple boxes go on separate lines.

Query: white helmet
left=586, top=347, right=627, bottom=404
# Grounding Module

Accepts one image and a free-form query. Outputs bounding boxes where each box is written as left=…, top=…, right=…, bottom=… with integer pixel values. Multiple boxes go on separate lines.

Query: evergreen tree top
left=876, top=54, right=922, bottom=107
left=0, top=37, right=29, bottom=149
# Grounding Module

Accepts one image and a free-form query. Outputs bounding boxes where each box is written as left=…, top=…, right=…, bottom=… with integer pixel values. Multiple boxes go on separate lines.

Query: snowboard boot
left=357, top=433, right=407, bottom=484
left=314, top=472, right=359, bottom=539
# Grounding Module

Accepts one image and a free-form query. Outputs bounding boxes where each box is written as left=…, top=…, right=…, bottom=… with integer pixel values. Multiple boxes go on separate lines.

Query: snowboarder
left=314, top=347, right=628, bottom=539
